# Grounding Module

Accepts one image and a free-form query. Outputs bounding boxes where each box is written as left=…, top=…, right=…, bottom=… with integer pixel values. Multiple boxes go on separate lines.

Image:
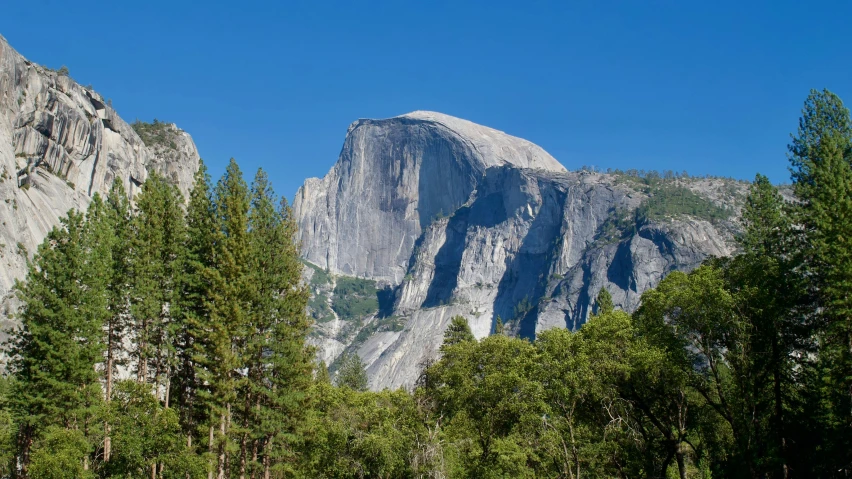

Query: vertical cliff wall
left=297, top=112, right=745, bottom=389
left=0, top=35, right=200, bottom=328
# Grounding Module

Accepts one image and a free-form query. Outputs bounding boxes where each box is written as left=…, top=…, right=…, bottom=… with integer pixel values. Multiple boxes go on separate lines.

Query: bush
left=28, top=427, right=94, bottom=479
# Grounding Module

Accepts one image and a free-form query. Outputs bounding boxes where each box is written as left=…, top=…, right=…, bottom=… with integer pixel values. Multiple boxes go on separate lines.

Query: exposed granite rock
left=293, top=111, right=565, bottom=284
left=0, top=35, right=200, bottom=330
left=297, top=113, right=747, bottom=390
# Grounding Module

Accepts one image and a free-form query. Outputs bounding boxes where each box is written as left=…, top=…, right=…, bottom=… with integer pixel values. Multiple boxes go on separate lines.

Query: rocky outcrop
left=297, top=112, right=746, bottom=390
left=294, top=111, right=565, bottom=284
left=0, top=35, right=200, bottom=328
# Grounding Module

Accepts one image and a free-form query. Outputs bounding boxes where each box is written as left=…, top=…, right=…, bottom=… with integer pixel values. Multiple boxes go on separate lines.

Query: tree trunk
left=676, top=446, right=687, bottom=479
left=773, top=337, right=789, bottom=479
left=263, top=436, right=273, bottom=479
left=18, top=426, right=33, bottom=479
left=217, top=411, right=227, bottom=479
left=239, top=432, right=248, bottom=479
left=104, top=351, right=113, bottom=463
left=250, top=437, right=259, bottom=479
left=208, top=423, right=215, bottom=479
left=186, top=433, right=193, bottom=479
left=138, top=325, right=148, bottom=384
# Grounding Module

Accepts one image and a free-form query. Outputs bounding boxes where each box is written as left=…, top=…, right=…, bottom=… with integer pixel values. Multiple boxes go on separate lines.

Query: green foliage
left=305, top=261, right=336, bottom=322
left=331, top=276, right=379, bottom=321
left=8, top=211, right=106, bottom=471
left=593, top=287, right=614, bottom=316
left=593, top=206, right=638, bottom=245
left=336, top=353, right=368, bottom=391
left=442, top=316, right=475, bottom=351
left=5, top=90, right=852, bottom=477
left=299, top=381, right=424, bottom=478
left=0, top=376, right=15, bottom=478
left=131, top=119, right=180, bottom=150
left=2, top=157, right=314, bottom=477
left=28, top=427, right=94, bottom=479
left=102, top=381, right=202, bottom=478
left=787, top=88, right=852, bottom=473
left=308, top=291, right=335, bottom=323
left=304, top=260, right=331, bottom=286
left=637, top=183, right=731, bottom=223
left=422, top=335, right=543, bottom=477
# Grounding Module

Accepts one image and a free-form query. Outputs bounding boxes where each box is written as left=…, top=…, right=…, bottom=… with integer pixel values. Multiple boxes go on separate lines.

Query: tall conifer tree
left=172, top=160, right=218, bottom=458
left=209, top=159, right=251, bottom=478
left=788, top=90, right=852, bottom=472
left=9, top=211, right=106, bottom=476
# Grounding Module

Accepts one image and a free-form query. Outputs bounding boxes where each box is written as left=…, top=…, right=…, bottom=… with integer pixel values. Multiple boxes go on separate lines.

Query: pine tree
left=494, top=316, right=505, bottom=335
left=130, top=172, right=186, bottom=397
left=227, top=169, right=315, bottom=476
left=593, top=288, right=614, bottom=316
left=442, top=316, right=475, bottom=351
left=172, top=160, right=218, bottom=459
left=315, top=361, right=331, bottom=384
left=208, top=158, right=252, bottom=478
left=8, top=211, right=106, bottom=476
left=336, top=353, right=368, bottom=391
left=788, top=90, right=852, bottom=473
left=95, top=180, right=133, bottom=464
left=715, top=174, right=804, bottom=476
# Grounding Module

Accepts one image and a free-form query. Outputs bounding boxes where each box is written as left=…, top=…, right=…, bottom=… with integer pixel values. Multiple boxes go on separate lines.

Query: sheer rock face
left=297, top=112, right=744, bottom=390
left=0, top=35, right=199, bottom=325
left=293, top=111, right=566, bottom=284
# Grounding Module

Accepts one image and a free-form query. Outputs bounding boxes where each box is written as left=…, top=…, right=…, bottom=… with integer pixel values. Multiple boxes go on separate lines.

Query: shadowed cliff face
left=0, top=35, right=199, bottom=326
left=298, top=112, right=745, bottom=390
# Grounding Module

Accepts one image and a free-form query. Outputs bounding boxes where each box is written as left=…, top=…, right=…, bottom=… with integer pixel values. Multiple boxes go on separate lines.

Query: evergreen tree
left=593, top=287, right=614, bottom=316
left=721, top=173, right=804, bottom=477
left=231, top=169, right=314, bottom=476
left=8, top=212, right=106, bottom=476
left=171, top=160, right=218, bottom=457
left=91, top=180, right=133, bottom=464
left=0, top=375, right=16, bottom=477
left=336, top=353, right=368, bottom=392
left=208, top=158, right=252, bottom=478
left=441, top=316, right=475, bottom=351
left=315, top=361, right=331, bottom=384
left=494, top=315, right=505, bottom=335
left=130, top=171, right=186, bottom=396
left=788, top=89, right=852, bottom=473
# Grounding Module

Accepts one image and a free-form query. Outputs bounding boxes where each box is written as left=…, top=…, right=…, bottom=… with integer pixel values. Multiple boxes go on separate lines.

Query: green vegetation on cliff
left=131, top=119, right=179, bottom=150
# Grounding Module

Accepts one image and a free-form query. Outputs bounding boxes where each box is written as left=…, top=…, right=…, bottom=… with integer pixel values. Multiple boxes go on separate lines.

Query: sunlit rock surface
left=297, top=112, right=744, bottom=390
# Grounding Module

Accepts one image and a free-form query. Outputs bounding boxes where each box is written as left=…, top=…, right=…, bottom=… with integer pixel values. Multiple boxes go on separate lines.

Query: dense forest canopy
left=1, top=89, right=852, bottom=478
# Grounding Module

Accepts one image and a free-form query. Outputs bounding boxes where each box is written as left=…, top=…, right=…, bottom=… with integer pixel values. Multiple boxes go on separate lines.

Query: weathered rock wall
left=0, top=35, right=199, bottom=327
left=297, top=112, right=744, bottom=390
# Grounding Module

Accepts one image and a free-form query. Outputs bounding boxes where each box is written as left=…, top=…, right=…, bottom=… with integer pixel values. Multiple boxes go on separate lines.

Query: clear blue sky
left=3, top=1, right=852, bottom=199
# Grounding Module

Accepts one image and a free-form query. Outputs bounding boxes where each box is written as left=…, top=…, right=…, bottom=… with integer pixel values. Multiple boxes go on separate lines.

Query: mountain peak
left=389, top=110, right=567, bottom=173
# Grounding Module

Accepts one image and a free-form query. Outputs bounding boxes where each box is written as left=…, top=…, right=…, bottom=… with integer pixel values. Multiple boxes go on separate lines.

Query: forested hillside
left=2, top=89, right=852, bottom=478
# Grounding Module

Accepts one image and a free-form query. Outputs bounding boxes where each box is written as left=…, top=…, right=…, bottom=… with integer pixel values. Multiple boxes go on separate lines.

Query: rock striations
left=296, top=111, right=746, bottom=390
left=0, top=35, right=200, bottom=330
